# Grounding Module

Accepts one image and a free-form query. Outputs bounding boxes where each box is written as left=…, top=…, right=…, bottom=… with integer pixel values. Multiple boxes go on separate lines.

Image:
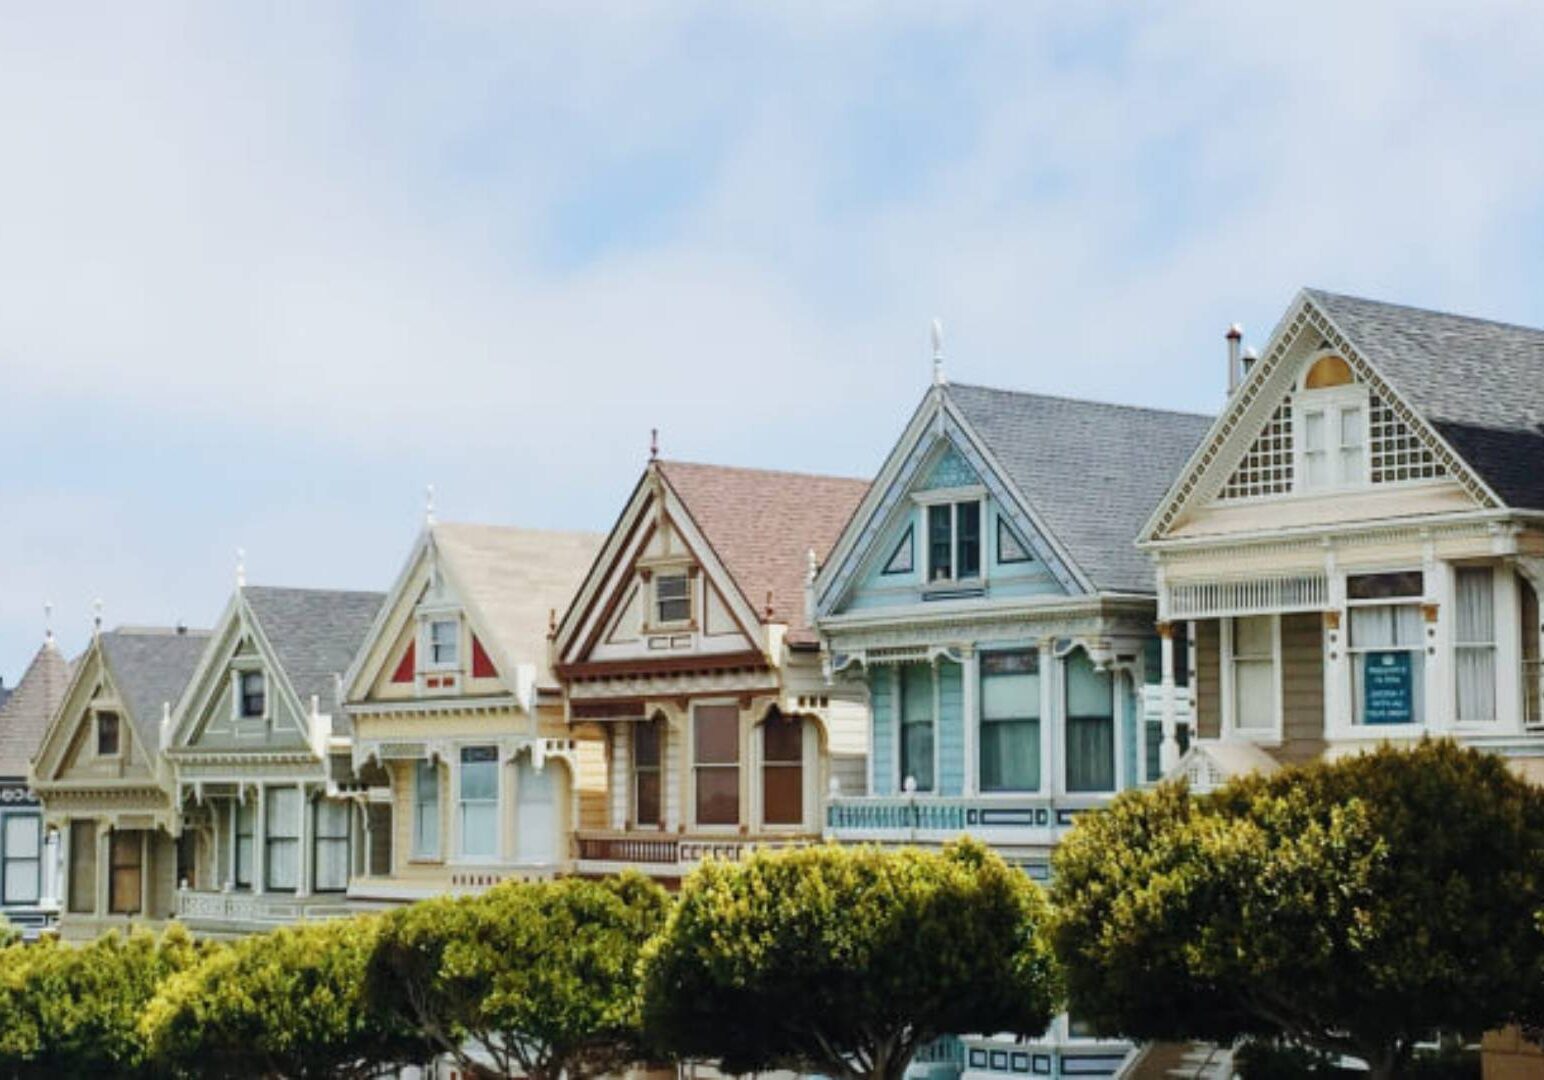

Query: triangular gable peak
left=815, top=387, right=1086, bottom=619
left=1144, top=291, right=1498, bottom=543
left=1167, top=740, right=1281, bottom=794
left=0, top=640, right=71, bottom=780
left=32, top=637, right=162, bottom=789
left=168, top=592, right=313, bottom=755
left=554, top=465, right=768, bottom=673
left=344, top=529, right=519, bottom=708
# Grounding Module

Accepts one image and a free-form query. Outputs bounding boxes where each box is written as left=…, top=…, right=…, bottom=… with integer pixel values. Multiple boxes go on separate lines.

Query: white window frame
left=913, top=487, right=987, bottom=587
left=653, top=572, right=693, bottom=627
left=1344, top=572, right=1427, bottom=732
left=311, top=799, right=351, bottom=893
left=456, top=745, right=500, bottom=862
left=1453, top=564, right=1499, bottom=726
left=896, top=663, right=939, bottom=794
left=412, top=758, right=441, bottom=861
left=425, top=617, right=460, bottom=670
left=235, top=668, right=267, bottom=721
left=1, top=811, right=42, bottom=906
left=689, top=699, right=742, bottom=831
left=94, top=709, right=123, bottom=760
left=1294, top=380, right=1369, bottom=494
left=1220, top=614, right=1283, bottom=743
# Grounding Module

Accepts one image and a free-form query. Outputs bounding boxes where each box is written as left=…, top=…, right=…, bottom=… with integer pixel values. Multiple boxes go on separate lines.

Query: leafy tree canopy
left=144, top=914, right=427, bottom=1079
left=368, top=872, right=671, bottom=1080
left=1050, top=740, right=1544, bottom=1080
left=640, top=838, right=1060, bottom=1080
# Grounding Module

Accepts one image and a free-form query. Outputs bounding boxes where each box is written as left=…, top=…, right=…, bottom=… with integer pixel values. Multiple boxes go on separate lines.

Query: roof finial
left=236, top=548, right=246, bottom=589
left=930, top=317, right=946, bottom=387
left=92, top=598, right=103, bottom=637
left=649, top=428, right=659, bottom=462
left=548, top=607, right=557, bottom=638
left=425, top=484, right=436, bottom=526
left=44, top=602, right=53, bottom=645
left=765, top=589, right=775, bottom=620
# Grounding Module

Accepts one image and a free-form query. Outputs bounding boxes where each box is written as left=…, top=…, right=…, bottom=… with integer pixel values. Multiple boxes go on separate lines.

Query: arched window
left=761, top=709, right=804, bottom=826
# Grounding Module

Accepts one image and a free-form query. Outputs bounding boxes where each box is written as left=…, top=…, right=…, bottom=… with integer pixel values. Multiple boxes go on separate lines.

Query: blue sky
left=4, top=2, right=1544, bottom=679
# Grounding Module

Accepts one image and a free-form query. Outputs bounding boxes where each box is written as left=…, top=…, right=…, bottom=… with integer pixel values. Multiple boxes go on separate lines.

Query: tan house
left=1140, top=288, right=1544, bottom=787
left=553, top=458, right=871, bottom=882
left=31, top=626, right=209, bottom=941
left=343, top=522, right=605, bottom=904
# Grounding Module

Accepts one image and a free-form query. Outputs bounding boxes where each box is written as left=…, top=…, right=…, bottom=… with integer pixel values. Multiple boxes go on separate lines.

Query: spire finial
left=930, top=318, right=946, bottom=387
left=649, top=428, right=659, bottom=462
left=92, top=598, right=103, bottom=637
left=44, top=602, right=53, bottom=645
left=425, top=484, right=436, bottom=526
left=236, top=548, right=246, bottom=589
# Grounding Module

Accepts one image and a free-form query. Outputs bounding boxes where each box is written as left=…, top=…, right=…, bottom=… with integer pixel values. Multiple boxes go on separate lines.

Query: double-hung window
left=761, top=712, right=804, bottom=826
left=234, top=799, right=254, bottom=888
left=428, top=619, right=459, bottom=667
left=980, top=650, right=1041, bottom=792
left=926, top=501, right=982, bottom=583
left=655, top=573, right=690, bottom=624
left=96, top=711, right=120, bottom=757
left=313, top=800, right=351, bottom=891
left=1301, top=396, right=1366, bottom=490
left=109, top=829, right=143, bottom=914
left=693, top=705, right=740, bottom=826
left=2, top=813, right=41, bottom=904
left=413, top=760, right=440, bottom=859
left=265, top=788, right=301, bottom=891
left=1230, top=615, right=1278, bottom=735
left=1065, top=652, right=1115, bottom=793
left=899, top=663, right=935, bottom=792
left=458, top=747, right=499, bottom=859
left=633, top=718, right=662, bottom=827
left=1455, top=566, right=1497, bottom=723
left=239, top=671, right=265, bottom=718
left=1348, top=572, right=1425, bottom=725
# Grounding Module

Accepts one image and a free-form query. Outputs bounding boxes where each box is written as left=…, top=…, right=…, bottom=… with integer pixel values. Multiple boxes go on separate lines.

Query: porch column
left=296, top=784, right=313, bottom=898
left=95, top=822, right=111, bottom=916
left=1496, top=568, right=1524, bottom=730
left=139, top=830, right=151, bottom=916
left=226, top=799, right=238, bottom=890
left=1040, top=640, right=1058, bottom=798
left=961, top=645, right=978, bottom=796
left=1158, top=622, right=1180, bottom=773
left=253, top=786, right=267, bottom=895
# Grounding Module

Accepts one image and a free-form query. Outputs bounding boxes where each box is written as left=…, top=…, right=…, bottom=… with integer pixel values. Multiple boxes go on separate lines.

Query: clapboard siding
left=1278, top=612, right=1326, bottom=765
left=937, top=660, right=964, bottom=796
left=1195, top=620, right=1221, bottom=739
left=870, top=668, right=896, bottom=796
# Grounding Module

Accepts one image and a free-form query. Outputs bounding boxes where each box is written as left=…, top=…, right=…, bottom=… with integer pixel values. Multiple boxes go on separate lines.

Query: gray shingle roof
left=946, top=383, right=1213, bottom=593
left=1308, top=289, right=1544, bottom=510
left=0, top=641, right=71, bottom=778
left=99, top=627, right=212, bottom=753
left=242, top=586, right=385, bottom=735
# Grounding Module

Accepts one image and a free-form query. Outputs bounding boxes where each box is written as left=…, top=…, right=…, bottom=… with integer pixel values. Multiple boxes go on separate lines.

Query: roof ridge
left=106, top=625, right=212, bottom=637
left=1306, top=287, right=1544, bottom=339
left=432, top=521, right=604, bottom=537
left=242, top=584, right=385, bottom=598
left=946, top=381, right=1212, bottom=421
left=658, top=458, right=870, bottom=486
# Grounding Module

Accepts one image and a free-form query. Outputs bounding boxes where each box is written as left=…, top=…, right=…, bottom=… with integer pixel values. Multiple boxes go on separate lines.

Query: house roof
left=241, top=586, right=385, bottom=735
left=945, top=383, right=1212, bottom=593
left=99, top=627, right=212, bottom=753
left=431, top=523, right=604, bottom=684
left=0, top=641, right=71, bottom=779
left=1307, top=289, right=1544, bottom=510
left=657, top=460, right=870, bottom=643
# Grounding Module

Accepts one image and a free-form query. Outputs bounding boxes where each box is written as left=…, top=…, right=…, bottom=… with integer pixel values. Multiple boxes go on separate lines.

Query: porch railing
left=572, top=830, right=815, bottom=869
left=825, top=794, right=1091, bottom=842
left=175, top=888, right=352, bottom=926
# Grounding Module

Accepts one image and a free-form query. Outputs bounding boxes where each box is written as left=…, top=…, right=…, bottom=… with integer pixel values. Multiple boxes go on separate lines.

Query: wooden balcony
left=571, top=830, right=817, bottom=878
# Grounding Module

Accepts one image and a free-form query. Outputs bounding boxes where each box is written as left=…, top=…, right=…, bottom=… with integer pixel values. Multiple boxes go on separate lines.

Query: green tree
left=144, top=915, right=427, bottom=1079
left=368, top=872, right=671, bottom=1080
left=0, top=924, right=206, bottom=1077
left=639, top=838, right=1060, bottom=1080
left=1051, top=740, right=1544, bottom=1080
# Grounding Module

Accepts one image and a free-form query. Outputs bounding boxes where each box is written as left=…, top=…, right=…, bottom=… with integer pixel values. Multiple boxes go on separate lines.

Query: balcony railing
left=826, top=793, right=1095, bottom=844
left=175, top=888, right=353, bottom=928
left=572, top=830, right=816, bottom=873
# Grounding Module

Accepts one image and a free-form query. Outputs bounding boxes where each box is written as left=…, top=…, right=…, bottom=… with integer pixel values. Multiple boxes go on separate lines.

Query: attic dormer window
left=655, top=573, right=690, bottom=625
left=239, top=671, right=266, bottom=718
left=926, top=500, right=981, bottom=583
left=1296, top=354, right=1368, bottom=492
left=428, top=619, right=459, bottom=667
left=96, top=711, right=120, bottom=757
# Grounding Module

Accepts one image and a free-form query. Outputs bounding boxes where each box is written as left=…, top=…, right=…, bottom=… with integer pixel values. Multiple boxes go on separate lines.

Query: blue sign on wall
left=1363, top=651, right=1413, bottom=724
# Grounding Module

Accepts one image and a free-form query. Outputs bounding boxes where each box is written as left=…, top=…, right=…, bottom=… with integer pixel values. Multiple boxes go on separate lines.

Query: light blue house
left=812, top=370, right=1211, bottom=1080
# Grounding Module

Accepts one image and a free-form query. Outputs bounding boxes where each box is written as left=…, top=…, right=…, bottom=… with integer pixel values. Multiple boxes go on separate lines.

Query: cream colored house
left=344, top=522, right=605, bottom=904
left=1141, top=289, right=1544, bottom=787
left=31, top=626, right=209, bottom=941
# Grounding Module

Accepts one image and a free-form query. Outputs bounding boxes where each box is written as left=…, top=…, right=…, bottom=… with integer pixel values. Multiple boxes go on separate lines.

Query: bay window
left=265, top=788, right=300, bottom=891
left=899, top=663, right=934, bottom=791
left=633, top=717, right=662, bottom=827
left=926, top=501, right=982, bottom=583
left=413, top=760, right=440, bottom=859
left=980, top=650, right=1040, bottom=792
left=1230, top=615, right=1278, bottom=735
left=1454, top=566, right=1497, bottom=723
left=313, top=800, right=350, bottom=891
left=693, top=705, right=740, bottom=826
left=1065, top=652, right=1115, bottom=793
left=1348, top=572, right=1425, bottom=726
left=2, top=813, right=41, bottom=904
left=762, top=711, right=804, bottom=826
left=458, top=746, right=499, bottom=859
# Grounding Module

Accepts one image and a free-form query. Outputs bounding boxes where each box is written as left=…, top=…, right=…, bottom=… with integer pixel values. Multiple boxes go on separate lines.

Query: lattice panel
left=1369, top=392, right=1446, bottom=484
left=1219, top=397, right=1294, bottom=500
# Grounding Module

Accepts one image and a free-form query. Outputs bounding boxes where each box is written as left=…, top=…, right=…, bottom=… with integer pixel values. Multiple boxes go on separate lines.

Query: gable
left=556, top=469, right=765, bottom=670
left=172, top=600, right=310, bottom=755
left=1146, top=293, right=1493, bottom=543
left=35, top=647, right=157, bottom=786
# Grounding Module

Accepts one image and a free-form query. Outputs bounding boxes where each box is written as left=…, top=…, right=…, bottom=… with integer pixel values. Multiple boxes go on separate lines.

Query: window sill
left=921, top=581, right=985, bottom=602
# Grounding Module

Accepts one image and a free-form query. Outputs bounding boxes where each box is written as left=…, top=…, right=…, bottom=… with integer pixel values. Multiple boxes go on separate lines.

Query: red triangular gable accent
left=471, top=635, right=497, bottom=679
left=391, top=640, right=415, bottom=684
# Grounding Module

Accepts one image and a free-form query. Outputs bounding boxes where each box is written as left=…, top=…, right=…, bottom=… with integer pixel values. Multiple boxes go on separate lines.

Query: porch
left=571, top=828, right=817, bottom=879
left=174, top=886, right=353, bottom=937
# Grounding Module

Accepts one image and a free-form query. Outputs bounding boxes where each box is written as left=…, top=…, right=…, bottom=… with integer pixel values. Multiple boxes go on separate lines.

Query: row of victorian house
left=2, top=287, right=1543, bottom=1078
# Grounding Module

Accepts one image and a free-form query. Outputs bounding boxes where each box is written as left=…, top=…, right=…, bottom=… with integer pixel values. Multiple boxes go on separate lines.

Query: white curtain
left=1455, top=567, right=1496, bottom=722
left=265, top=788, right=300, bottom=891
left=313, top=801, right=350, bottom=892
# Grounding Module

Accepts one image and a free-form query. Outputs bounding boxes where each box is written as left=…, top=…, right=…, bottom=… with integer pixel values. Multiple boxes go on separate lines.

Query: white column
left=47, top=825, right=63, bottom=910
left=226, top=799, right=238, bottom=890
left=1159, top=622, right=1180, bottom=774
left=962, top=645, right=978, bottom=796
left=253, top=786, right=267, bottom=895
left=296, top=784, right=313, bottom=898
left=95, top=822, right=111, bottom=916
left=1496, top=566, right=1524, bottom=731
left=139, top=830, right=151, bottom=916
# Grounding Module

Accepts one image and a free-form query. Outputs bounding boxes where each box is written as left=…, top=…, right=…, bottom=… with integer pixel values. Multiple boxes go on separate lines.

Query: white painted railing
left=175, top=888, right=352, bottom=927
left=1170, top=573, right=1327, bottom=619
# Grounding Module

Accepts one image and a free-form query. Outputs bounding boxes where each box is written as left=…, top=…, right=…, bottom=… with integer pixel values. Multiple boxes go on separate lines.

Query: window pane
left=266, top=840, right=299, bottom=891
left=68, top=822, right=96, bottom=914
left=656, top=575, right=690, bottom=622
left=5, top=815, right=40, bottom=858
left=97, top=713, right=119, bottom=756
left=4, top=859, right=38, bottom=904
left=982, top=655, right=1040, bottom=720
left=1235, top=658, right=1275, bottom=731
left=460, top=802, right=497, bottom=858
left=236, top=837, right=253, bottom=886
left=1066, top=716, right=1114, bottom=793
left=901, top=664, right=933, bottom=722
left=460, top=747, right=499, bottom=801
left=1456, top=567, right=1495, bottom=644
left=928, top=504, right=952, bottom=581
left=635, top=771, right=661, bottom=826
left=430, top=619, right=458, bottom=664
left=762, top=714, right=802, bottom=763
left=314, top=839, right=349, bottom=892
left=1457, top=646, right=1496, bottom=723
left=763, top=764, right=803, bottom=825
left=634, top=719, right=661, bottom=768
left=1304, top=410, right=1325, bottom=451
left=266, top=788, right=301, bottom=839
left=1349, top=606, right=1394, bottom=648
left=695, top=768, right=739, bottom=825
left=1234, top=615, right=1273, bottom=657
left=957, top=502, right=981, bottom=578
left=1065, top=654, right=1113, bottom=718
left=981, top=718, right=1040, bottom=792
left=315, top=800, right=350, bottom=838
left=241, top=671, right=265, bottom=716
left=1347, top=571, right=1423, bottom=600
left=1340, top=406, right=1364, bottom=448
left=693, top=706, right=739, bottom=765
left=900, top=721, right=934, bottom=792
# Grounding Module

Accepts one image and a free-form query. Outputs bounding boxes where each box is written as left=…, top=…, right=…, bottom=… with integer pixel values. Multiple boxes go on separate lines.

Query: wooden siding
left=1195, top=620, right=1221, bottom=739
left=1277, top=612, right=1326, bottom=764
left=869, top=668, right=896, bottom=796
left=937, top=660, right=964, bottom=796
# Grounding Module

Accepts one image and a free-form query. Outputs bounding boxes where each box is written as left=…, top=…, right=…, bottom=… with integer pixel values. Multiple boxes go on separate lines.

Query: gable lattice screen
left=1368, top=392, right=1447, bottom=483
left=1219, top=397, right=1295, bottom=500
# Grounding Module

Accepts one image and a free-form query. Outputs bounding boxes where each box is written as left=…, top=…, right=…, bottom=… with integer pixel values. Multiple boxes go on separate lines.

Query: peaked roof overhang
left=1167, top=739, right=1281, bottom=793
left=1139, top=289, right=1504, bottom=545
left=813, top=385, right=1090, bottom=619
